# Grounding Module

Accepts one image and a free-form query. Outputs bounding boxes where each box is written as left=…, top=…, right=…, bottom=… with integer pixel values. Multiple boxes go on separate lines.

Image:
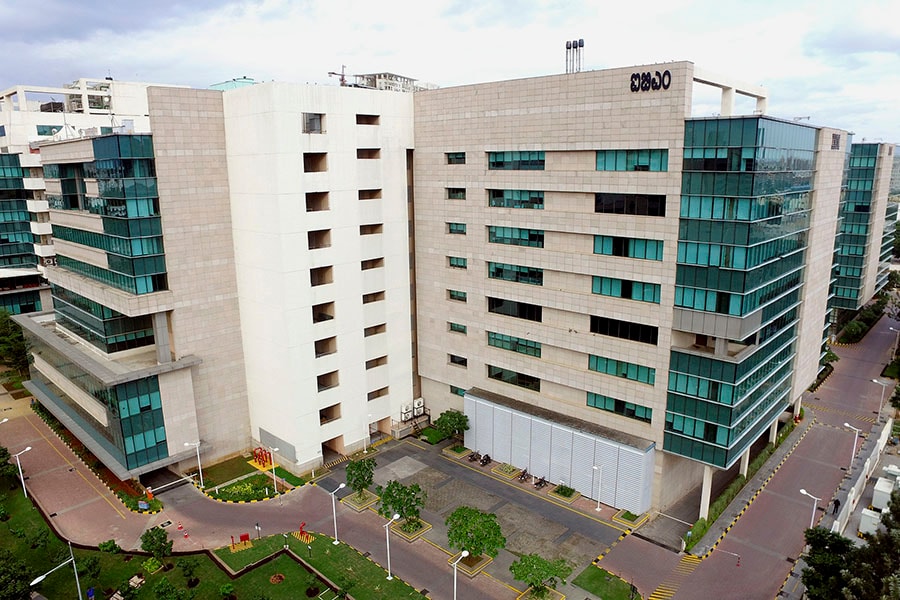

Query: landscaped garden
left=572, top=564, right=638, bottom=600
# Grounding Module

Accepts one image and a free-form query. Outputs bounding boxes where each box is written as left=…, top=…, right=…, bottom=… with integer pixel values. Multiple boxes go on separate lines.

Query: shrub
left=99, top=539, right=122, bottom=553
left=142, top=556, right=162, bottom=573
left=418, top=426, right=448, bottom=445
left=553, top=484, right=576, bottom=498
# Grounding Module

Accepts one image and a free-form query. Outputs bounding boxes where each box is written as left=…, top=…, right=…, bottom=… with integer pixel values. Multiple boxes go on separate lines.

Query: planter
left=548, top=486, right=581, bottom=504
left=342, top=489, right=379, bottom=512
left=391, top=518, right=432, bottom=542
left=451, top=552, right=492, bottom=578
left=516, top=586, right=565, bottom=600
left=491, top=463, right=521, bottom=479
left=442, top=445, right=471, bottom=459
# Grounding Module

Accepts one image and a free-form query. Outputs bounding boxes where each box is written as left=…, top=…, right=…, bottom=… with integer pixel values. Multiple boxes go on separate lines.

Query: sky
left=2, top=0, right=899, bottom=142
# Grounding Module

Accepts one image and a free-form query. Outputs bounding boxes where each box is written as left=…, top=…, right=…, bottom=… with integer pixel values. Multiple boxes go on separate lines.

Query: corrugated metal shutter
left=476, top=400, right=493, bottom=454
left=463, top=395, right=477, bottom=449
left=492, top=408, right=512, bottom=463
left=638, top=444, right=655, bottom=513
left=616, top=445, right=645, bottom=514
left=530, top=418, right=552, bottom=478
left=549, top=425, right=573, bottom=485
left=511, top=413, right=531, bottom=469
left=570, top=432, right=594, bottom=496
left=594, top=440, right=619, bottom=507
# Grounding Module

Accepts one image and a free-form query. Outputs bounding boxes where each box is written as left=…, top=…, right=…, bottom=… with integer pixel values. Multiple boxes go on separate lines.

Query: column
left=699, top=465, right=714, bottom=520
left=739, top=449, right=750, bottom=478
left=720, top=87, right=735, bottom=117
left=153, top=312, right=172, bottom=364
left=769, top=420, right=778, bottom=444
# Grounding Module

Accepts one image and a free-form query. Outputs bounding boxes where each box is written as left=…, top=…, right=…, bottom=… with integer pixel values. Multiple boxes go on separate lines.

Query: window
left=487, top=365, right=540, bottom=391
left=450, top=385, right=466, bottom=396
left=310, top=266, right=333, bottom=286
left=446, top=152, right=466, bottom=165
left=36, top=125, right=61, bottom=136
left=488, top=151, right=545, bottom=170
left=357, top=148, right=380, bottom=159
left=448, top=322, right=467, bottom=334
left=312, top=301, right=334, bottom=322
left=368, top=386, right=389, bottom=401
left=590, top=315, right=658, bottom=345
left=487, top=331, right=541, bottom=357
left=448, top=289, right=467, bottom=302
left=308, top=229, right=331, bottom=249
left=364, top=323, right=387, bottom=337
left=488, top=226, right=544, bottom=248
left=303, top=152, right=327, bottom=172
left=360, top=223, right=383, bottom=235
left=319, top=403, right=341, bottom=424
left=0, top=125, right=5, bottom=137
left=317, top=371, right=339, bottom=391
left=366, top=356, right=388, bottom=369
left=592, top=276, right=660, bottom=303
left=449, top=354, right=468, bottom=367
left=488, top=297, right=542, bottom=322
left=315, top=337, right=337, bottom=357
left=447, top=188, right=466, bottom=200
left=363, top=291, right=385, bottom=304
left=595, top=193, right=665, bottom=216
left=588, top=355, right=655, bottom=385
left=448, top=256, right=467, bottom=269
left=357, top=114, right=380, bottom=125
left=488, top=189, right=544, bottom=209
left=594, top=235, right=664, bottom=261
left=596, top=149, right=668, bottom=171
left=587, top=392, right=652, bottom=423
left=306, top=191, right=329, bottom=212
left=831, top=133, right=841, bottom=150
left=359, top=189, right=382, bottom=200
left=361, top=257, right=384, bottom=270
left=447, top=222, right=467, bottom=234
left=302, top=113, right=324, bottom=134
left=488, top=262, right=543, bottom=286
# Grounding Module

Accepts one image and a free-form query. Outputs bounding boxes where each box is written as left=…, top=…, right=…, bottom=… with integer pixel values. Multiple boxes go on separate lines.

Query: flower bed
left=207, top=473, right=286, bottom=502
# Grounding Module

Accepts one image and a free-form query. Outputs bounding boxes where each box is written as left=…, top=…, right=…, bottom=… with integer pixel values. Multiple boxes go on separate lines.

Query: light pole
left=328, top=482, right=345, bottom=545
left=871, top=379, right=889, bottom=421
left=0, top=417, right=8, bottom=425
left=384, top=513, right=400, bottom=579
left=268, top=447, right=279, bottom=494
left=592, top=465, right=603, bottom=511
left=13, top=446, right=31, bottom=498
left=30, top=541, right=83, bottom=600
left=184, top=441, right=203, bottom=488
left=890, top=327, right=900, bottom=357
left=452, top=550, right=469, bottom=600
left=800, top=488, right=821, bottom=529
left=843, top=423, right=861, bottom=472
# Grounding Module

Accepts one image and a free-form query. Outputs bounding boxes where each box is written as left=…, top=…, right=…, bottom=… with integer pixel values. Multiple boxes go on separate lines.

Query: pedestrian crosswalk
left=804, top=402, right=876, bottom=423
left=647, top=554, right=701, bottom=599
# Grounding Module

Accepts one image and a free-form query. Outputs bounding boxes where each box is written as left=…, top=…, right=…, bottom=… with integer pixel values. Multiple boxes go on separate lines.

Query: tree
left=177, top=557, right=200, bottom=587
left=375, top=480, right=426, bottom=532
left=0, top=549, right=32, bottom=600
left=78, top=555, right=101, bottom=582
left=345, top=457, right=376, bottom=501
left=509, top=553, right=573, bottom=599
left=433, top=410, right=469, bottom=442
left=801, top=528, right=854, bottom=599
left=141, top=527, right=173, bottom=563
left=894, top=221, right=900, bottom=259
left=153, top=577, right=190, bottom=600
left=0, top=310, right=29, bottom=377
left=445, top=506, right=506, bottom=559
left=0, top=446, right=18, bottom=480
left=820, top=349, right=839, bottom=367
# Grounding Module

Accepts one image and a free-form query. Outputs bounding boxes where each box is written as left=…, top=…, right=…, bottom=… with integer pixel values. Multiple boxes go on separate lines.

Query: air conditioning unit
left=401, top=404, right=413, bottom=422
left=413, top=398, right=424, bottom=409
left=414, top=406, right=424, bottom=417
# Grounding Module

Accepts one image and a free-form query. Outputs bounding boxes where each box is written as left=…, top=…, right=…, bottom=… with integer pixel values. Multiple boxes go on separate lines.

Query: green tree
left=78, top=555, right=101, bottom=582
left=345, top=457, right=376, bottom=501
left=153, top=577, right=190, bottom=600
left=376, top=480, right=426, bottom=532
left=177, top=557, right=200, bottom=586
left=219, top=582, right=235, bottom=599
left=0, top=549, right=32, bottom=600
left=433, top=410, right=469, bottom=442
left=509, top=553, right=573, bottom=599
left=0, top=310, right=29, bottom=377
left=0, top=446, right=18, bottom=480
left=894, top=221, right=900, bottom=259
left=802, top=528, right=854, bottom=599
left=140, top=526, right=173, bottom=562
left=820, top=349, right=839, bottom=367
left=445, top=506, right=506, bottom=559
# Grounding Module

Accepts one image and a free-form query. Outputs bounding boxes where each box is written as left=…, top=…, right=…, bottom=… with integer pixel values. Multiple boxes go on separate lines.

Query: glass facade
left=487, top=364, right=540, bottom=391
left=594, top=235, right=664, bottom=260
left=488, top=226, right=544, bottom=248
left=488, top=151, right=545, bottom=170
left=488, top=262, right=543, bottom=286
left=51, top=285, right=154, bottom=353
left=596, top=149, right=668, bottom=172
left=488, top=189, right=544, bottom=209
left=588, top=354, right=655, bottom=385
left=664, top=117, right=815, bottom=468
left=586, top=392, right=653, bottom=423
left=592, top=276, right=660, bottom=303
left=487, top=331, right=541, bottom=357
left=0, top=154, right=38, bottom=267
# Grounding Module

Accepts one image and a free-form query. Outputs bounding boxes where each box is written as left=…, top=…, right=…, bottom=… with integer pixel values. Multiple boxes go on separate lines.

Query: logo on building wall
left=630, top=70, right=671, bottom=92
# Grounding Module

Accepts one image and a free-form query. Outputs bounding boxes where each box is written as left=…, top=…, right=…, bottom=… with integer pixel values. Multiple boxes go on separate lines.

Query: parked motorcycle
left=479, top=453, right=492, bottom=466
left=468, top=451, right=481, bottom=462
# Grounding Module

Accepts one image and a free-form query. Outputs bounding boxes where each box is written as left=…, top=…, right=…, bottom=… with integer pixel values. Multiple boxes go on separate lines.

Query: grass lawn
left=572, top=565, right=639, bottom=599
left=274, top=466, right=305, bottom=487
left=207, top=473, right=287, bottom=501
left=202, top=455, right=258, bottom=488
left=418, top=426, right=447, bottom=445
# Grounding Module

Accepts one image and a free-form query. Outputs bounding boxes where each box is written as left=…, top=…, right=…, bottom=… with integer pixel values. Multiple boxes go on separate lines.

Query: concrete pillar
left=153, top=312, right=171, bottom=364
left=793, top=396, right=803, bottom=418
left=739, top=449, right=750, bottom=478
left=769, top=420, right=779, bottom=444
left=714, top=336, right=728, bottom=357
left=720, top=87, right=735, bottom=116
left=699, top=465, right=714, bottom=520
left=755, top=96, right=768, bottom=115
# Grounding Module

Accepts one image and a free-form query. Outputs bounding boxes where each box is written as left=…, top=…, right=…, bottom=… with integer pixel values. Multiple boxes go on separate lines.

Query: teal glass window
left=488, top=189, right=544, bottom=209
left=488, top=226, right=544, bottom=248
left=0, top=125, right=5, bottom=136
left=589, top=355, right=655, bottom=385
left=488, top=151, right=545, bottom=170
left=487, top=262, right=543, bottom=286
left=450, top=385, right=466, bottom=396
left=592, top=276, right=660, bottom=303
left=596, top=149, right=668, bottom=172
left=448, top=256, right=467, bottom=269
left=586, top=392, right=652, bottom=423
left=448, top=322, right=467, bottom=334
left=488, top=297, right=542, bottom=322
left=487, top=365, right=540, bottom=391
left=56, top=255, right=167, bottom=295
left=487, top=331, right=541, bottom=357
left=447, top=222, right=467, bottom=234
left=594, top=235, right=664, bottom=260
left=448, top=188, right=466, bottom=200
left=446, top=152, right=466, bottom=165
left=52, top=285, right=154, bottom=353
left=36, top=125, right=61, bottom=136
left=448, top=289, right=467, bottom=302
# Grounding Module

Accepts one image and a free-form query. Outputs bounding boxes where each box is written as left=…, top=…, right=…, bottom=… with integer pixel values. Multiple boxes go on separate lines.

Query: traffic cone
left=177, top=521, right=183, bottom=530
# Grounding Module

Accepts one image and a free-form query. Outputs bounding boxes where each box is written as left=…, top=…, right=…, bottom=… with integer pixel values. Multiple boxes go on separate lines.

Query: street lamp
left=13, top=446, right=31, bottom=499
left=30, top=541, right=83, bottom=600
left=871, top=379, right=889, bottom=421
left=800, top=488, right=821, bottom=529
left=0, top=417, right=8, bottom=425
left=327, top=482, right=346, bottom=545
left=452, top=550, right=469, bottom=600
left=843, top=423, right=861, bottom=472
left=184, top=441, right=203, bottom=488
left=384, top=513, right=400, bottom=580
left=592, top=465, right=603, bottom=511
left=269, top=447, right=279, bottom=494
left=890, top=327, right=900, bottom=357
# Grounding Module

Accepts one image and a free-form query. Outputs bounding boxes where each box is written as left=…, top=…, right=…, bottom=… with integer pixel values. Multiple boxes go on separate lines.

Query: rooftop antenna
left=328, top=65, right=349, bottom=86
left=565, top=39, right=584, bottom=73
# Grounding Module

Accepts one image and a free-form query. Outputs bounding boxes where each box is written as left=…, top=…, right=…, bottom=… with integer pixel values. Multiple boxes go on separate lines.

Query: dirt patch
left=269, top=574, right=284, bottom=584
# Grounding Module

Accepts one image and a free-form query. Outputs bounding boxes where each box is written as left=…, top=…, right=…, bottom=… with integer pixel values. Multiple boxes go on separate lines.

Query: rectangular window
left=359, top=189, right=382, bottom=200
left=448, top=322, right=467, bottom=334
left=356, top=114, right=380, bottom=125
left=448, top=289, right=468, bottom=302
left=447, top=188, right=466, bottom=200
left=446, top=152, right=466, bottom=165
left=368, top=386, right=389, bottom=401
left=590, top=315, right=658, bottom=345
left=0, top=125, right=5, bottom=136
left=308, top=229, right=331, bottom=249
left=447, top=222, right=467, bottom=235
left=449, top=354, right=468, bottom=367
left=448, top=256, right=467, bottom=269
left=488, top=226, right=544, bottom=248
left=363, top=291, right=385, bottom=304
left=487, top=365, right=540, bottom=391
left=360, top=223, right=383, bottom=235
left=36, top=125, right=61, bottom=136
left=594, top=235, right=664, bottom=261
left=364, top=323, right=387, bottom=337
left=361, top=257, right=384, bottom=270
left=302, top=113, right=324, bottom=133
left=586, top=392, right=653, bottom=423
left=588, top=355, right=656, bottom=385
left=487, top=331, right=541, bottom=357
left=595, top=192, right=666, bottom=216
left=357, top=148, right=380, bottom=159
left=488, top=151, right=545, bottom=170
left=303, top=152, right=327, bottom=172
left=310, top=266, right=333, bottom=286
left=306, top=191, right=329, bottom=212
left=488, top=189, right=544, bottom=209
left=488, top=297, right=542, bottom=322
left=314, top=337, right=337, bottom=357
left=487, top=262, right=543, bottom=286
left=317, top=370, right=339, bottom=391
left=596, top=149, right=668, bottom=172
left=312, top=301, right=334, bottom=322
left=450, top=385, right=466, bottom=396
left=592, top=276, right=661, bottom=303
left=365, top=355, right=388, bottom=369
left=831, top=133, right=841, bottom=150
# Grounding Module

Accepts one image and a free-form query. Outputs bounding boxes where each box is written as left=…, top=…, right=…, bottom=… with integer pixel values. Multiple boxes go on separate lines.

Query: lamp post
left=452, top=550, right=469, bottom=600
left=800, top=488, right=821, bottom=529
left=890, top=327, right=900, bottom=357
left=843, top=423, right=861, bottom=472
left=13, top=446, right=31, bottom=498
left=328, top=482, right=346, bottom=545
left=0, top=417, right=8, bottom=425
left=871, top=379, right=889, bottom=421
left=592, top=465, right=603, bottom=511
left=268, top=447, right=279, bottom=494
left=184, top=441, right=203, bottom=488
left=384, top=513, right=400, bottom=580
left=30, top=541, right=83, bottom=600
